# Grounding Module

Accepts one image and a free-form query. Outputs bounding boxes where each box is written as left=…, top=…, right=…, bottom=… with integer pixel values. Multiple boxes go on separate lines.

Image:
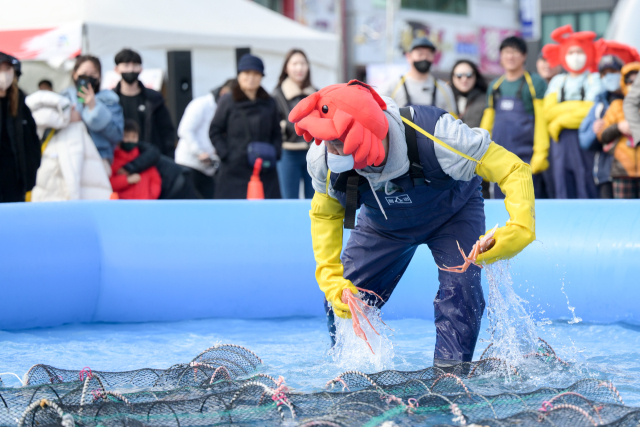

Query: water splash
left=561, top=281, right=583, bottom=324
left=484, top=261, right=539, bottom=369
left=329, top=296, right=395, bottom=372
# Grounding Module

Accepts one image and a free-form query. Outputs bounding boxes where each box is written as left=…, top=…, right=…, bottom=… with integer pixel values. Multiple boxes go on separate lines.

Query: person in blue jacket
left=289, top=81, right=537, bottom=368
left=61, top=55, right=124, bottom=176
left=578, top=55, right=624, bottom=199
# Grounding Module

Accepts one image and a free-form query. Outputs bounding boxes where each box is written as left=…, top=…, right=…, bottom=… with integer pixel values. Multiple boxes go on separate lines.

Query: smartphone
left=77, top=77, right=89, bottom=104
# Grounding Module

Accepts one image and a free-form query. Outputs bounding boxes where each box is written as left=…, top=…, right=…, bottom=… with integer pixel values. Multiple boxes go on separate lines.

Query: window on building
left=401, top=0, right=467, bottom=15
left=254, top=0, right=281, bottom=13
left=541, top=10, right=611, bottom=46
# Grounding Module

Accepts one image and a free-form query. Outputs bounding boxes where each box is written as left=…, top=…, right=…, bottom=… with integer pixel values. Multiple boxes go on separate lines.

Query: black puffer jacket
left=209, top=84, right=282, bottom=199
left=0, top=89, right=40, bottom=202
left=114, top=81, right=176, bottom=158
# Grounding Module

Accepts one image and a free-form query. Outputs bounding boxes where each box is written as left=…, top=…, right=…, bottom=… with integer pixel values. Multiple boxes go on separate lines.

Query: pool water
left=1, top=316, right=639, bottom=406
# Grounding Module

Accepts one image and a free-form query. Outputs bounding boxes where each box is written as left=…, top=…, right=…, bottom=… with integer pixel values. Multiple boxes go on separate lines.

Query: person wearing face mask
left=578, top=55, right=626, bottom=199
left=272, top=49, right=317, bottom=199
left=60, top=55, right=124, bottom=177
left=381, top=38, right=457, bottom=115
left=596, top=63, right=640, bottom=199
left=450, top=60, right=490, bottom=199
left=480, top=36, right=550, bottom=199
left=110, top=119, right=162, bottom=199
left=209, top=54, right=282, bottom=199
left=113, top=49, right=176, bottom=158
left=0, top=52, right=40, bottom=203
left=542, top=25, right=604, bottom=199
left=292, top=81, right=536, bottom=368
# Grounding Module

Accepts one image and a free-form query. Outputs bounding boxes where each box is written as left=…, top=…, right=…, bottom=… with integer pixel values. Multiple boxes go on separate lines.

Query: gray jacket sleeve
left=623, top=76, right=640, bottom=143
left=432, top=113, right=491, bottom=181
left=307, top=142, right=329, bottom=194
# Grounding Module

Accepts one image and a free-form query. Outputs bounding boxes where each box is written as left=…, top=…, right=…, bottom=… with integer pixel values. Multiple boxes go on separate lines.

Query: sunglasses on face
left=454, top=72, right=475, bottom=79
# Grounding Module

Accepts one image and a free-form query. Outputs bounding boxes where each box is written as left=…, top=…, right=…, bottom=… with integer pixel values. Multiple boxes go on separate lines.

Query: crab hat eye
left=322, top=105, right=329, bottom=114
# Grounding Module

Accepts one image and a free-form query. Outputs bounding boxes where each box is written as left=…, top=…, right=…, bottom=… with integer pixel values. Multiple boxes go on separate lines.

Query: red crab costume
left=288, top=80, right=388, bottom=169
left=542, top=25, right=598, bottom=74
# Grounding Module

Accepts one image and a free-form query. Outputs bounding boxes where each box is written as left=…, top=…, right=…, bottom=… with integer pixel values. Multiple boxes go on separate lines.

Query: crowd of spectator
left=2, top=27, right=640, bottom=203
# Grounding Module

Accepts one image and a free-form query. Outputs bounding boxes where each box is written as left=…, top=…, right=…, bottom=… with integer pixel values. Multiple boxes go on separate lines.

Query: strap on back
left=399, top=107, right=424, bottom=186
left=344, top=174, right=360, bottom=229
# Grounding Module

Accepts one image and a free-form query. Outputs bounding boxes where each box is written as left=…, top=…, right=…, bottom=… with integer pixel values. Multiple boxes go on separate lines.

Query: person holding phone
left=61, top=55, right=124, bottom=176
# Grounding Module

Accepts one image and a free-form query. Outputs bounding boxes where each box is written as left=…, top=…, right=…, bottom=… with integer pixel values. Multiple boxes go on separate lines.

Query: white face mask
left=565, top=52, right=587, bottom=72
left=0, top=69, right=14, bottom=91
left=327, top=152, right=355, bottom=173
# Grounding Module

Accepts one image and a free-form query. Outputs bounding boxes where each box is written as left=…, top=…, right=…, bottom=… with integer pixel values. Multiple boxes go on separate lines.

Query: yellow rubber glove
left=531, top=98, right=550, bottom=174
left=479, top=107, right=495, bottom=135
left=310, top=191, right=358, bottom=319
left=547, top=101, right=594, bottom=141
left=475, top=143, right=536, bottom=265
left=542, top=92, right=559, bottom=123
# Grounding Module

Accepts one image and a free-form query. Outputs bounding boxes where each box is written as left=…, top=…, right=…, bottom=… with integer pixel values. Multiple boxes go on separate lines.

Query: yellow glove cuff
left=475, top=143, right=536, bottom=265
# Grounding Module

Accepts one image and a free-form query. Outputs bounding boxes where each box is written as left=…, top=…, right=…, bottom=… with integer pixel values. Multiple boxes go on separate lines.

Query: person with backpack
left=291, top=80, right=536, bottom=369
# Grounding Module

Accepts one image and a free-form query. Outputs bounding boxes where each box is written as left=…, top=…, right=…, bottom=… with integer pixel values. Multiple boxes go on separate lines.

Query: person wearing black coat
left=0, top=53, right=40, bottom=203
left=117, top=139, right=198, bottom=199
left=113, top=49, right=176, bottom=158
left=210, top=54, right=282, bottom=199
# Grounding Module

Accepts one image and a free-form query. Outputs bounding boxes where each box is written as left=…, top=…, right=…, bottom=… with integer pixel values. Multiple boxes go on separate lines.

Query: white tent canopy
left=1, top=0, right=339, bottom=96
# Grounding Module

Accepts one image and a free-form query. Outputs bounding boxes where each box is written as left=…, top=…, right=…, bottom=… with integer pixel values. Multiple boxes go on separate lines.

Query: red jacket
left=110, top=147, right=162, bottom=199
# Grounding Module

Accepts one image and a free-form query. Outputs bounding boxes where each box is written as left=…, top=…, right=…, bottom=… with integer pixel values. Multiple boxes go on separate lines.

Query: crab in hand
left=341, top=287, right=385, bottom=354
left=438, top=224, right=499, bottom=273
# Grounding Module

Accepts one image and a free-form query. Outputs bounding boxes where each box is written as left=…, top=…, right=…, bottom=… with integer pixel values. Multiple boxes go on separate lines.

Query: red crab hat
left=594, top=39, right=640, bottom=66
left=542, top=25, right=597, bottom=74
left=288, top=80, right=389, bottom=169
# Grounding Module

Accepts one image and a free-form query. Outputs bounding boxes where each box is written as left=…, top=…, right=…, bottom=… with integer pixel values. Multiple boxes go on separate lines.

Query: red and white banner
left=0, top=23, right=82, bottom=63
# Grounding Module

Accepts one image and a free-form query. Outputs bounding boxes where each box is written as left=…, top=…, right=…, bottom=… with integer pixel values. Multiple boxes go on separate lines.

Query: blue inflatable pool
left=1, top=200, right=639, bottom=330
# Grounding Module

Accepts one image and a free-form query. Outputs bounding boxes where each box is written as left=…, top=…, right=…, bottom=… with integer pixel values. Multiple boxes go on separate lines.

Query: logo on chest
left=385, top=194, right=412, bottom=205
left=499, top=99, right=515, bottom=111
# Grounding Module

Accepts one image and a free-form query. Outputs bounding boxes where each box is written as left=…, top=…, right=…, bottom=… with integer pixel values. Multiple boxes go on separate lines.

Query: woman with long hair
left=0, top=52, right=40, bottom=202
left=272, top=49, right=316, bottom=199
left=450, top=59, right=490, bottom=198
left=450, top=59, right=488, bottom=128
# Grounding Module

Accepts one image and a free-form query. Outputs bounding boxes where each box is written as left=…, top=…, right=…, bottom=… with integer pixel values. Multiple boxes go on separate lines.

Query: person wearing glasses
left=450, top=60, right=490, bottom=198
left=480, top=36, right=550, bottom=199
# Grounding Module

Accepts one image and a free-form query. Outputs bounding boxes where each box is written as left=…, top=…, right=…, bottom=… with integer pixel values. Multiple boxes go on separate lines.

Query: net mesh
left=1, top=341, right=637, bottom=427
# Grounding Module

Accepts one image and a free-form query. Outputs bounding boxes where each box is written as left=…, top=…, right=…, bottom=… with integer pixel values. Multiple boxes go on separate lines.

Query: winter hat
left=238, top=54, right=264, bottom=76
left=598, top=55, right=624, bottom=73
left=288, top=80, right=388, bottom=169
left=542, top=25, right=597, bottom=74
